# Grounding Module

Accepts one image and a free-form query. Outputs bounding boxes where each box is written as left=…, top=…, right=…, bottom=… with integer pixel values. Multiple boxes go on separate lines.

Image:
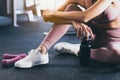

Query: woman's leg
left=39, top=24, right=70, bottom=53
left=38, top=4, right=83, bottom=53
left=91, top=42, right=120, bottom=64
left=54, top=41, right=120, bottom=64
left=91, top=47, right=112, bottom=63
left=14, top=4, right=83, bottom=68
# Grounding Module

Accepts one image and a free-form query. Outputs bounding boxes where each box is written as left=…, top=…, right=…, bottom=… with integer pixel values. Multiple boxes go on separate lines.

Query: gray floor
left=0, top=16, right=120, bottom=80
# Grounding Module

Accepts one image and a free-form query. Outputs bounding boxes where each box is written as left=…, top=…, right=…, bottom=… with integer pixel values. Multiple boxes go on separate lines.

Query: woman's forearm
left=45, top=17, right=73, bottom=24
left=53, top=11, right=86, bottom=23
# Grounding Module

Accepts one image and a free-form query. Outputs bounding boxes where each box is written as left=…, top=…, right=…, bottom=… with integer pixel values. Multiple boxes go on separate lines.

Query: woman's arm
left=43, top=16, right=72, bottom=24
left=42, top=0, right=86, bottom=24
left=42, top=0, right=78, bottom=24
left=50, top=0, right=114, bottom=23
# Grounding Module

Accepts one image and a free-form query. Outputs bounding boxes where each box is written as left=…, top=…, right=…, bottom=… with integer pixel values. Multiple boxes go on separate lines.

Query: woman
left=15, top=0, right=120, bottom=68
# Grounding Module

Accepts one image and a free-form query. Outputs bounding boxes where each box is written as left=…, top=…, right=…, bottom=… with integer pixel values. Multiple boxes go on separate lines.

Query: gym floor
left=0, top=16, right=120, bottom=80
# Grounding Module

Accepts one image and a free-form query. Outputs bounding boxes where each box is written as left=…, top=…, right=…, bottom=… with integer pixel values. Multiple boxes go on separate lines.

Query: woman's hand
left=42, top=9, right=55, bottom=22
left=72, top=21, right=94, bottom=40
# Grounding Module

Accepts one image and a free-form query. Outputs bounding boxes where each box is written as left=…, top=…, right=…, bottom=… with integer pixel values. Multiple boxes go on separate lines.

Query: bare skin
left=38, top=0, right=120, bottom=55
left=43, top=1, right=114, bottom=21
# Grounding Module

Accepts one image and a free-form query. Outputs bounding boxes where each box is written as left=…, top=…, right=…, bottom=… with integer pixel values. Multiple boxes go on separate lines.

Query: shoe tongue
left=28, top=49, right=37, bottom=55
left=28, top=49, right=41, bottom=57
left=26, top=49, right=39, bottom=60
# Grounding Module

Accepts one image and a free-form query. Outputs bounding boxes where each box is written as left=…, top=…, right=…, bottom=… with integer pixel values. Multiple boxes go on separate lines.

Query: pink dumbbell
left=1, top=55, right=26, bottom=66
left=3, top=53, right=27, bottom=59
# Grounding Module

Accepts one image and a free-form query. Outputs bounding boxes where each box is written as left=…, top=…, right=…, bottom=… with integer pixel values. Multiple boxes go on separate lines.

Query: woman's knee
left=109, top=42, right=120, bottom=55
left=104, top=50, right=120, bottom=64
left=91, top=43, right=120, bottom=64
left=64, top=4, right=82, bottom=12
left=91, top=47, right=111, bottom=62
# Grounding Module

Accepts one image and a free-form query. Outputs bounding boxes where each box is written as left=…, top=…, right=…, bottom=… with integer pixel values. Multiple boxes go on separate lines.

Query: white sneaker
left=54, top=42, right=80, bottom=56
left=14, top=49, right=49, bottom=68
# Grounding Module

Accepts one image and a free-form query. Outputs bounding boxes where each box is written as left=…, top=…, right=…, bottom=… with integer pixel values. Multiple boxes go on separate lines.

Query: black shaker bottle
left=78, top=35, right=91, bottom=66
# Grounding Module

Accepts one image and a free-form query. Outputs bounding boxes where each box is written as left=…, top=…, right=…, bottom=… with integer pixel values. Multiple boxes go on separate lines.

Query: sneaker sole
left=15, top=61, right=49, bottom=68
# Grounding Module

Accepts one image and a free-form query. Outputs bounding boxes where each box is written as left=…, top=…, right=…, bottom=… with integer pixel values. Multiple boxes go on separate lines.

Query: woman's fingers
left=72, top=21, right=94, bottom=40
left=87, top=27, right=94, bottom=40
left=80, top=23, right=94, bottom=40
left=76, top=23, right=84, bottom=39
left=78, top=27, right=83, bottom=39
left=42, top=9, right=54, bottom=22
